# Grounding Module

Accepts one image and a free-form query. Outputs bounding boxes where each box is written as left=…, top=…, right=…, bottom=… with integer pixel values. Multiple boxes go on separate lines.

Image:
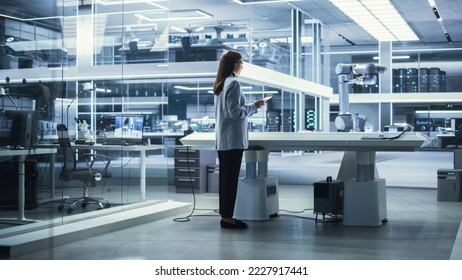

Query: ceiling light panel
left=427, top=0, right=452, bottom=43
left=135, top=9, right=212, bottom=22
left=96, top=0, right=168, bottom=5
left=233, top=0, right=299, bottom=4
left=329, top=0, right=419, bottom=42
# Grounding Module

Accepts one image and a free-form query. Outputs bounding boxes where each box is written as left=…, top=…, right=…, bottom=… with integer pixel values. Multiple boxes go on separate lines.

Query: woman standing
left=213, top=50, right=264, bottom=229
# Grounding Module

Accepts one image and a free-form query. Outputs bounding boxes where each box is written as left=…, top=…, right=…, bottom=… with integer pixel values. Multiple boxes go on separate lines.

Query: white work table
left=38, top=143, right=164, bottom=203
left=180, top=131, right=430, bottom=226
left=179, top=131, right=429, bottom=152
left=73, top=144, right=164, bottom=202
left=180, top=131, right=429, bottom=181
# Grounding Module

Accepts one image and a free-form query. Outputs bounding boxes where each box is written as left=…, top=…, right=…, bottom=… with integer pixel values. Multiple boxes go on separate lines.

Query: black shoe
left=220, top=219, right=248, bottom=229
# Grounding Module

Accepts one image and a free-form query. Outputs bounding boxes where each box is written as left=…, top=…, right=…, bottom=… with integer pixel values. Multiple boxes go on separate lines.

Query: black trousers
left=218, top=149, right=244, bottom=218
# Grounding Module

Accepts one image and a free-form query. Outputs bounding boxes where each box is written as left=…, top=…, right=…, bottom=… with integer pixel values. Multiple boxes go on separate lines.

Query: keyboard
left=102, top=139, right=139, bottom=146
left=75, top=139, right=95, bottom=145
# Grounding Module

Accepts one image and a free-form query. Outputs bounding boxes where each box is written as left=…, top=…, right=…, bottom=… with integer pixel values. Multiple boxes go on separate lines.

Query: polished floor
left=3, top=150, right=462, bottom=260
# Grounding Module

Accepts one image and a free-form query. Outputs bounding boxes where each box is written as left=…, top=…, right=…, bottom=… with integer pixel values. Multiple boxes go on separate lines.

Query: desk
left=0, top=148, right=57, bottom=224
left=180, top=131, right=429, bottom=181
left=75, top=144, right=164, bottom=201
left=180, top=131, right=428, bottom=151
left=437, top=134, right=461, bottom=148
left=180, top=131, right=430, bottom=226
left=41, top=144, right=164, bottom=202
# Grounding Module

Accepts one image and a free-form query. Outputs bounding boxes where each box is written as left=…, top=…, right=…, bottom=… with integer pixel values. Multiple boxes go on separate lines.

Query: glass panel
left=391, top=49, right=462, bottom=93
left=0, top=0, right=69, bottom=230
left=326, top=49, right=462, bottom=94
left=0, top=0, right=170, bottom=242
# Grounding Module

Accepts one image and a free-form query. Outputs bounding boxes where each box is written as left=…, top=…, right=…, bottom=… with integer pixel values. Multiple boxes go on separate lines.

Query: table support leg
left=140, top=150, right=146, bottom=202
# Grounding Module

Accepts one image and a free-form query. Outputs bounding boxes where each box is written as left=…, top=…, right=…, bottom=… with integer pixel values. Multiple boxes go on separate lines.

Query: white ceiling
left=0, top=0, right=460, bottom=49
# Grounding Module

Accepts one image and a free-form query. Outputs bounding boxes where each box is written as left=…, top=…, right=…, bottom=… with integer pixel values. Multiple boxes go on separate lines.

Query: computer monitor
left=5, top=110, right=39, bottom=149
left=33, top=84, right=52, bottom=120
left=6, top=83, right=52, bottom=120
left=113, top=115, right=144, bottom=140
left=0, top=113, right=10, bottom=147
left=96, top=115, right=143, bottom=145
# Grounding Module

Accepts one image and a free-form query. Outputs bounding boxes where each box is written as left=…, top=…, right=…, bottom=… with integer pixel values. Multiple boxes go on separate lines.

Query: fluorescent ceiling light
left=427, top=0, right=452, bottom=43
left=233, top=0, right=299, bottom=4
left=175, top=86, right=214, bottom=91
left=206, top=89, right=279, bottom=94
left=415, top=110, right=461, bottom=114
left=176, top=85, right=253, bottom=91
left=96, top=0, right=168, bottom=5
left=135, top=9, right=213, bottom=22
left=48, top=67, right=68, bottom=71
left=279, top=36, right=314, bottom=44
left=329, top=0, right=419, bottom=42
left=243, top=91, right=279, bottom=94
left=373, top=55, right=410, bottom=60
left=96, top=1, right=169, bottom=12
left=170, top=26, right=188, bottom=33
left=0, top=7, right=167, bottom=22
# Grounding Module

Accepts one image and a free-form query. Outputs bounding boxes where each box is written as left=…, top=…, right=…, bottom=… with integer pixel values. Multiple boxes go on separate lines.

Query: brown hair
left=213, top=50, right=242, bottom=95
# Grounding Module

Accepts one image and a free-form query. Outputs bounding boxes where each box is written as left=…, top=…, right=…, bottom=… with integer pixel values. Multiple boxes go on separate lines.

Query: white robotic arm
left=335, top=63, right=386, bottom=132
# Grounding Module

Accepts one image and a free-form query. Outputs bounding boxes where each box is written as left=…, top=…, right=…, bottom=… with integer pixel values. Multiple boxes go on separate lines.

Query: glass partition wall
left=2, top=0, right=461, bottom=241
left=326, top=47, right=462, bottom=145
left=0, top=0, right=174, bottom=235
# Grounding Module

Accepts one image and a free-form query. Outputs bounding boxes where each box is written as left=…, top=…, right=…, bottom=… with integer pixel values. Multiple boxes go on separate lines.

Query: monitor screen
left=113, top=115, right=144, bottom=140
left=7, top=83, right=52, bottom=120
left=4, top=110, right=39, bottom=149
left=0, top=113, right=10, bottom=147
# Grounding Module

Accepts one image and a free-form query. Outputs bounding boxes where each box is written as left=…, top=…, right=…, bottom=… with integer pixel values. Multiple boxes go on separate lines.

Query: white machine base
left=234, top=176, right=279, bottom=221
left=343, top=178, right=387, bottom=227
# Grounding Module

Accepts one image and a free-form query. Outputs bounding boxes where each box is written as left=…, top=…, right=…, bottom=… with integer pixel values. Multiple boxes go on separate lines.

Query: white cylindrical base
left=234, top=176, right=279, bottom=221
left=343, top=178, right=387, bottom=226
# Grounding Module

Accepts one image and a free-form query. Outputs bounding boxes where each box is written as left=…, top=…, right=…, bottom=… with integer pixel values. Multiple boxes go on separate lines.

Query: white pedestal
left=343, top=178, right=387, bottom=226
left=234, top=176, right=279, bottom=221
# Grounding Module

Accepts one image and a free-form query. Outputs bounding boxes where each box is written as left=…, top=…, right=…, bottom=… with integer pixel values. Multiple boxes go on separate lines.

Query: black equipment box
left=313, top=176, right=344, bottom=215
left=0, top=159, right=39, bottom=210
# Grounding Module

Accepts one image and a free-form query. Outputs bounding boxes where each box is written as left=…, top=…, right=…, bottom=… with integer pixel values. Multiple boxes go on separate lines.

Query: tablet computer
left=262, top=95, right=274, bottom=102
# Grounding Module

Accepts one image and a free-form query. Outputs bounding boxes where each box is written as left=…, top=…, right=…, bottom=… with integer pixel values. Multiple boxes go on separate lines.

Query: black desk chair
left=57, top=124, right=112, bottom=214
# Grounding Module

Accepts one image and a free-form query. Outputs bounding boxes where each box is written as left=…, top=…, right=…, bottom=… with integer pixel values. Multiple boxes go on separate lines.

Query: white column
left=379, top=41, right=392, bottom=93
left=290, top=9, right=302, bottom=78
left=76, top=6, right=94, bottom=66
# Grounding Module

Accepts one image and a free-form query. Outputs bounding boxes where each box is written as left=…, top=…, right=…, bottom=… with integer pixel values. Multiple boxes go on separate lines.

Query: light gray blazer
left=214, top=74, right=258, bottom=151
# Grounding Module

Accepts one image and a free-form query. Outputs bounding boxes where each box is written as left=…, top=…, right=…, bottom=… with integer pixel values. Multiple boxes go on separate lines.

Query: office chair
left=57, top=124, right=112, bottom=214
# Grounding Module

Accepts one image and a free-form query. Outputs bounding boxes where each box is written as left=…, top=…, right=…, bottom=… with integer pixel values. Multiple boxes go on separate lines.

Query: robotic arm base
left=335, top=113, right=353, bottom=132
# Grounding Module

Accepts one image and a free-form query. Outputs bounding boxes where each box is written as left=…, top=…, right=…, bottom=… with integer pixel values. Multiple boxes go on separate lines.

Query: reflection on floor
left=1, top=150, right=462, bottom=260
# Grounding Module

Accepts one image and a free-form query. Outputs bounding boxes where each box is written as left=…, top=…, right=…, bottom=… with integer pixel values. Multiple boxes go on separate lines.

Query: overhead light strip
left=96, top=0, right=168, bottom=5
left=0, top=7, right=168, bottom=22
left=170, top=26, right=188, bottom=33
left=175, top=85, right=253, bottom=91
left=428, top=0, right=452, bottom=43
left=243, top=91, right=279, bottom=94
left=135, top=9, right=213, bottom=22
left=373, top=55, right=410, bottom=60
left=329, top=0, right=419, bottom=42
left=207, top=90, right=279, bottom=94
left=233, top=0, right=300, bottom=4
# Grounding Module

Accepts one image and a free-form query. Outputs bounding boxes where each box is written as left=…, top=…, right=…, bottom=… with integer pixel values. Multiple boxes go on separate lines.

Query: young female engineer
left=213, top=50, right=265, bottom=229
